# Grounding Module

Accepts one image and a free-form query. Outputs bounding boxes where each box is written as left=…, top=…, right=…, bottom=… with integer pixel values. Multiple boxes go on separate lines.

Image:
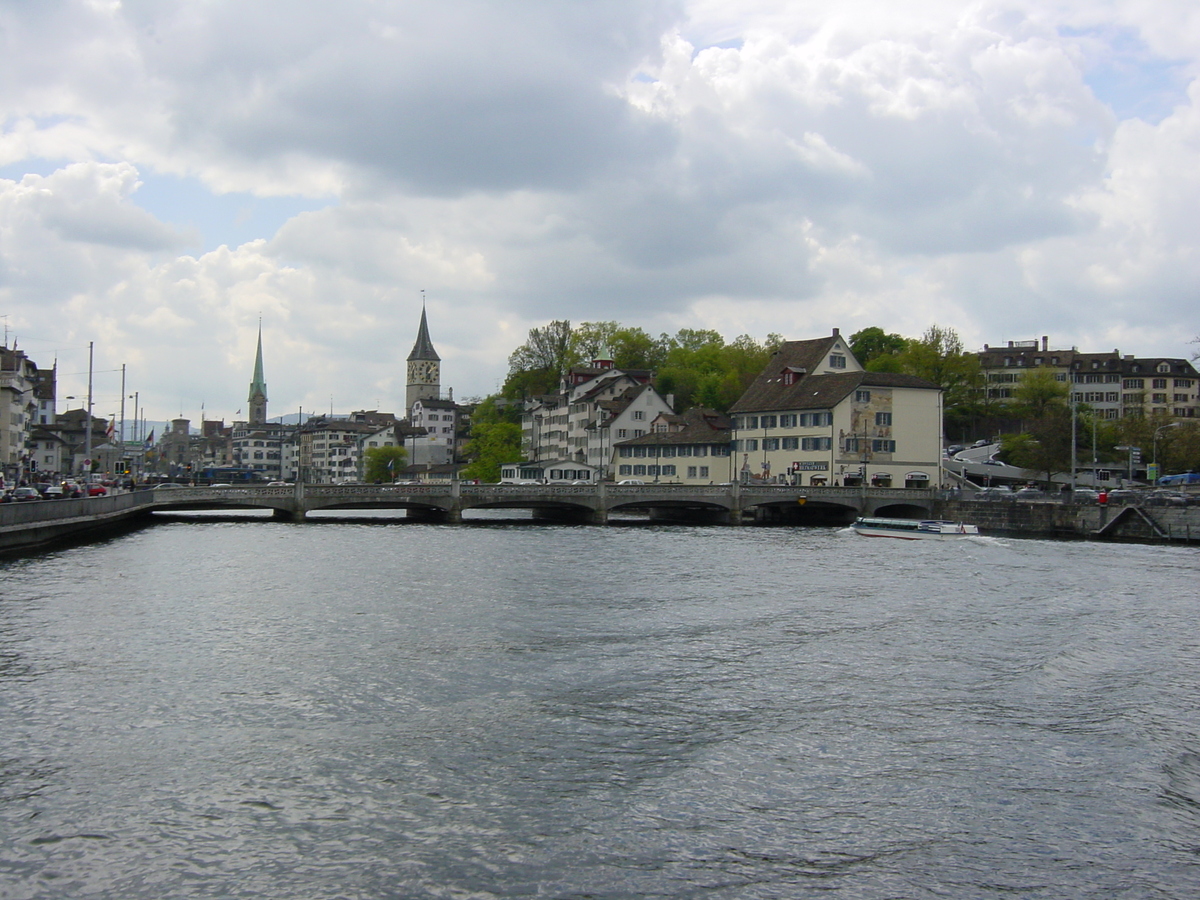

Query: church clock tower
left=406, top=304, right=441, bottom=413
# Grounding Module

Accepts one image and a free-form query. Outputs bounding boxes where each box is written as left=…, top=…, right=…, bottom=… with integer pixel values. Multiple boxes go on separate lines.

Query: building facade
left=977, top=337, right=1200, bottom=420
left=729, top=330, right=943, bottom=487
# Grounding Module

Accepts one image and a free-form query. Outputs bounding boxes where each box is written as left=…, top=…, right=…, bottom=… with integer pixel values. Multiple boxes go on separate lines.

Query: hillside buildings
left=978, top=337, right=1200, bottom=420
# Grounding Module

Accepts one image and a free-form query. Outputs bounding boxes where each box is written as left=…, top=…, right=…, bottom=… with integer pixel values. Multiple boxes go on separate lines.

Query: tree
left=891, top=325, right=982, bottom=422
left=850, top=327, right=907, bottom=367
left=504, top=320, right=576, bottom=397
left=1011, top=368, right=1069, bottom=420
left=572, top=322, right=665, bottom=371
left=459, top=397, right=523, bottom=482
left=997, top=415, right=1072, bottom=484
left=363, top=446, right=408, bottom=483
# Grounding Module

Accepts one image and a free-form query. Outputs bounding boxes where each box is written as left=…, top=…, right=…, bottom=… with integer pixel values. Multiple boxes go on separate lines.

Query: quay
left=2, top=483, right=1198, bottom=554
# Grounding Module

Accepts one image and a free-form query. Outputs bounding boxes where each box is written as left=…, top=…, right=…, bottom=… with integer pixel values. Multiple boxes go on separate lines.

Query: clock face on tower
left=409, top=360, right=439, bottom=384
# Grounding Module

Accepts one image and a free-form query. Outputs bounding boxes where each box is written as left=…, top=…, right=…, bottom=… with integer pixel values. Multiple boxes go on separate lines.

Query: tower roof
left=248, top=324, right=268, bottom=402
left=407, top=306, right=440, bottom=362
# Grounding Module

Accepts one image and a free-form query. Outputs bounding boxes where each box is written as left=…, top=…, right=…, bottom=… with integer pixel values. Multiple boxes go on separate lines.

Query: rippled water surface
left=2, top=516, right=1200, bottom=898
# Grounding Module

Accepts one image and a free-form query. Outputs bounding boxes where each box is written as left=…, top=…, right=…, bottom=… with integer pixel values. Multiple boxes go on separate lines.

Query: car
left=267, top=481, right=290, bottom=486
left=617, top=479, right=646, bottom=485
left=972, top=439, right=992, bottom=448
left=87, top=484, right=108, bottom=496
left=41, top=485, right=65, bottom=499
left=981, top=459, right=1004, bottom=466
left=11, top=486, right=41, bottom=502
left=945, top=445, right=965, bottom=456
left=1069, top=489, right=1100, bottom=503
left=153, top=482, right=186, bottom=490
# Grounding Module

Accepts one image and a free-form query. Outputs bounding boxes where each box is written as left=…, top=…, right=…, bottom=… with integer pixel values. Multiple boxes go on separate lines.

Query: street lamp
left=1153, top=422, right=1181, bottom=483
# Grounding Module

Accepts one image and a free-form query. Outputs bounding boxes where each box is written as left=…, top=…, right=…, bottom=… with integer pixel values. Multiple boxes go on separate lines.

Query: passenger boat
left=851, top=516, right=980, bottom=539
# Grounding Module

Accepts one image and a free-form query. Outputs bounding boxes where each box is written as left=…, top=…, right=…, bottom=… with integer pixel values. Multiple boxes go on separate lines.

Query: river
left=1, top=513, right=1199, bottom=898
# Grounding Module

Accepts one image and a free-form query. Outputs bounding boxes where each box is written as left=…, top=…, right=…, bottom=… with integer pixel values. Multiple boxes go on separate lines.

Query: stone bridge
left=148, top=482, right=939, bottom=524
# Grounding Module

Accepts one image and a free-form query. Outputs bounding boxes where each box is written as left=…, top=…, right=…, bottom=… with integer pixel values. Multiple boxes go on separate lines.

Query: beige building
left=729, top=330, right=943, bottom=488
left=612, top=408, right=733, bottom=483
left=977, top=337, right=1199, bottom=420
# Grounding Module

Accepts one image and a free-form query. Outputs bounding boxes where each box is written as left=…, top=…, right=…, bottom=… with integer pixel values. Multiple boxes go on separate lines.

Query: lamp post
left=1153, top=422, right=1181, bottom=483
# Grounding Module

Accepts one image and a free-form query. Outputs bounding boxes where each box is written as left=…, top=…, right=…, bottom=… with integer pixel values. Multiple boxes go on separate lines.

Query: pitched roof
left=731, top=338, right=938, bottom=413
left=407, top=306, right=440, bottom=362
left=616, top=407, right=732, bottom=446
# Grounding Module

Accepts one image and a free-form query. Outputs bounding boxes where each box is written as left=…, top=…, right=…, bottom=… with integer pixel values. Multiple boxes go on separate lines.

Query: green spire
left=249, top=323, right=268, bottom=402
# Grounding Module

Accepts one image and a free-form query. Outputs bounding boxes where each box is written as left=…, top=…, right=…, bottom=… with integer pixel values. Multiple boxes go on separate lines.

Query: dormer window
left=829, top=354, right=846, bottom=369
left=1158, top=362, right=1171, bottom=374
left=781, top=366, right=806, bottom=386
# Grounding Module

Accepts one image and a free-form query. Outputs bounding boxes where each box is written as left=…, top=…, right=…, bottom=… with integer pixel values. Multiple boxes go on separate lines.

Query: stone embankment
left=936, top=498, right=1200, bottom=543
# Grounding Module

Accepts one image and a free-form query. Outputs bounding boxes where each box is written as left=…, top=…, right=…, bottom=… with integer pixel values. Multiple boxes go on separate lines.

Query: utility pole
left=84, top=341, right=94, bottom=477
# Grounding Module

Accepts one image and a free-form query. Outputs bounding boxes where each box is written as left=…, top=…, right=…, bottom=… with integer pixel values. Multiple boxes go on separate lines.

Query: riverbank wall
left=0, top=491, right=154, bottom=554
left=935, top=499, right=1200, bottom=543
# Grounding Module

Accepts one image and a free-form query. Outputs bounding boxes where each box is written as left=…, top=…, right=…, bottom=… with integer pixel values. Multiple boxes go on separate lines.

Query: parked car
left=11, top=486, right=41, bottom=502
left=1069, top=489, right=1100, bottom=503
left=945, top=445, right=965, bottom=456
left=617, top=479, right=646, bottom=485
left=41, top=485, right=65, bottom=499
left=87, top=484, right=108, bottom=496
left=1013, top=486, right=1048, bottom=501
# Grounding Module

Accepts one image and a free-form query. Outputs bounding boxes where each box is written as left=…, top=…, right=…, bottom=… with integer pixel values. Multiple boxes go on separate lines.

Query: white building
left=729, top=330, right=943, bottom=488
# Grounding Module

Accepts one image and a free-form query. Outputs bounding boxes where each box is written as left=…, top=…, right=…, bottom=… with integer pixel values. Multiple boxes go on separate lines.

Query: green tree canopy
left=363, top=445, right=408, bottom=483
left=850, top=327, right=907, bottom=367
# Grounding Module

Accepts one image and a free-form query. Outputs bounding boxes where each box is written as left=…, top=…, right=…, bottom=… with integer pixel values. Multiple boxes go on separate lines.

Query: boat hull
left=852, top=517, right=980, bottom=539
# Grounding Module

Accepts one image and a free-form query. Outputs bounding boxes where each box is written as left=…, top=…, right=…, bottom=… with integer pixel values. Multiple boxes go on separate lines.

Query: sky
left=2, top=0, right=1199, bottom=426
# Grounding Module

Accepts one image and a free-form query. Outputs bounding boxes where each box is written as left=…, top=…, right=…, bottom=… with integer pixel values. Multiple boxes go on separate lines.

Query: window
left=699, top=466, right=709, bottom=477
left=763, top=438, right=780, bottom=451
left=744, top=439, right=758, bottom=452
left=619, top=465, right=632, bottom=475
left=873, top=439, right=897, bottom=453
left=647, top=465, right=659, bottom=476
left=1153, top=378, right=1168, bottom=389
left=745, top=416, right=758, bottom=429
left=875, top=412, right=892, bottom=426
left=1175, top=379, right=1193, bottom=388
left=617, top=429, right=627, bottom=438
left=830, top=354, right=846, bottom=368
left=779, top=414, right=797, bottom=427
left=633, top=465, right=646, bottom=476
left=1175, top=394, right=1190, bottom=402
left=677, top=446, right=692, bottom=457
left=661, top=446, right=676, bottom=458
left=1153, top=393, right=1168, bottom=403
left=687, top=466, right=697, bottom=478
left=855, top=390, right=870, bottom=403
left=844, top=437, right=860, bottom=452
left=782, top=437, right=799, bottom=450
left=799, top=412, right=832, bottom=427
left=760, top=415, right=777, bottom=429
left=633, top=410, right=645, bottom=420
left=801, top=437, right=832, bottom=451
left=633, top=429, right=645, bottom=437
left=1125, top=378, right=1144, bottom=389
left=618, top=446, right=632, bottom=458
left=1158, top=363, right=1171, bottom=373
left=695, top=446, right=708, bottom=457
left=662, top=465, right=676, bottom=476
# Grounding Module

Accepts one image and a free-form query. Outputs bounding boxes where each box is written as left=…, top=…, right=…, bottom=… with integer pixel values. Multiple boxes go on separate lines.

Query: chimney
left=1042, top=336, right=1048, bottom=351
left=832, top=327, right=840, bottom=337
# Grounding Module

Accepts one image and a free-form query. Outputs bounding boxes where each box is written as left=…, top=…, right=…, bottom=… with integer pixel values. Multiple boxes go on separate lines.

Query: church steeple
left=248, top=322, right=268, bottom=425
left=406, top=298, right=441, bottom=413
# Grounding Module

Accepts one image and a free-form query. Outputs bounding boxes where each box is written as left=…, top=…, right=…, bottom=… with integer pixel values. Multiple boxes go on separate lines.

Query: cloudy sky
left=2, top=0, right=1198, bottom=426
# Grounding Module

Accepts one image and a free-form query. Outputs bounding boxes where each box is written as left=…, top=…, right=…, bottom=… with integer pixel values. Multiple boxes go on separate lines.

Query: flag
left=387, top=458, right=395, bottom=471
left=105, top=420, right=115, bottom=440
left=143, top=429, right=155, bottom=449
